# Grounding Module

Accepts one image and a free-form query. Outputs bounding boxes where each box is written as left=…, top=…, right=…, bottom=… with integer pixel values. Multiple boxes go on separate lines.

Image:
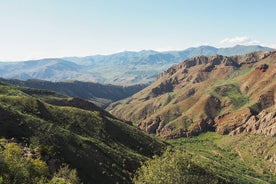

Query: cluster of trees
left=0, top=141, right=81, bottom=184
left=133, top=148, right=223, bottom=184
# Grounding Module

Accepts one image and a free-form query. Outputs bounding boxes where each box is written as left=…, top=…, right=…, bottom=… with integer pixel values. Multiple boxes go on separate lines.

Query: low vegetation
left=0, top=82, right=165, bottom=183
left=133, top=148, right=225, bottom=184
left=0, top=140, right=81, bottom=184
left=133, top=132, right=275, bottom=184
left=167, top=132, right=276, bottom=184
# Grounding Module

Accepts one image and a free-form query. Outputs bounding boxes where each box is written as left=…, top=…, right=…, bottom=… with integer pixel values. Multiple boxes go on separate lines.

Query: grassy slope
left=168, top=132, right=276, bottom=184
left=0, top=82, right=165, bottom=184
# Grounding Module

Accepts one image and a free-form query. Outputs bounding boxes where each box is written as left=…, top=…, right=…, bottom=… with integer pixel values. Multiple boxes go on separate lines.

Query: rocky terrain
left=229, top=109, right=275, bottom=136
left=108, top=50, right=276, bottom=138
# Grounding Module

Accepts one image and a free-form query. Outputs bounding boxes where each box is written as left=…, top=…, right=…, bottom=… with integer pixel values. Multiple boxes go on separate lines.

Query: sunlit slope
left=109, top=51, right=276, bottom=138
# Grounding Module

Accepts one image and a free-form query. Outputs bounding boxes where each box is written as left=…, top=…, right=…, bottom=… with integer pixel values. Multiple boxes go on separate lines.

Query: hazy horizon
left=0, top=44, right=273, bottom=62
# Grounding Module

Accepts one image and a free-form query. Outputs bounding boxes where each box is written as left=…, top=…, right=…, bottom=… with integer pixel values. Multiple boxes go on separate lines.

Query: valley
left=0, top=78, right=146, bottom=108
left=1, top=1, right=276, bottom=183
left=167, top=132, right=276, bottom=184
left=0, top=49, right=275, bottom=184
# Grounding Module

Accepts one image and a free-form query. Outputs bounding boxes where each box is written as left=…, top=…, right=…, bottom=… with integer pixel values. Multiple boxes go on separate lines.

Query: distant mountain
left=0, top=59, right=83, bottom=81
left=0, top=82, right=165, bottom=183
left=108, top=50, right=276, bottom=138
left=0, top=78, right=146, bottom=108
left=0, top=45, right=272, bottom=85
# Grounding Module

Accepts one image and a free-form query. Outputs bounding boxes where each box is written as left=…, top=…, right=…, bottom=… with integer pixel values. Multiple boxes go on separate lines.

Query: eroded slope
left=109, top=51, right=276, bottom=138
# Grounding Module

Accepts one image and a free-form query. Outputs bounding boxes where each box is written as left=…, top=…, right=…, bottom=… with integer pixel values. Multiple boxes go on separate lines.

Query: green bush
left=51, top=164, right=81, bottom=184
left=133, top=148, right=221, bottom=184
left=1, top=143, right=49, bottom=184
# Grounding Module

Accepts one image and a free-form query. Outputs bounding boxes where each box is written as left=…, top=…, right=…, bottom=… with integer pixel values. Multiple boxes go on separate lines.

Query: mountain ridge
left=0, top=78, right=147, bottom=108
left=0, top=45, right=272, bottom=85
left=108, top=50, right=276, bottom=138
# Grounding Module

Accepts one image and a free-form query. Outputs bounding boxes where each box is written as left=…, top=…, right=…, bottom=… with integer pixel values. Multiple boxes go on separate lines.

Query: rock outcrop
left=229, top=110, right=276, bottom=136
left=256, top=64, right=269, bottom=72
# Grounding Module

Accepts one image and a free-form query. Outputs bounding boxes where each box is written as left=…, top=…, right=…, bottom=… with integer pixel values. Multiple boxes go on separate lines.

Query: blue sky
left=0, top=0, right=275, bottom=60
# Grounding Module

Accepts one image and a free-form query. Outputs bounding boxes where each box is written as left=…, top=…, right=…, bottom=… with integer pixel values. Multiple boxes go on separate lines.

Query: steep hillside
left=108, top=50, right=276, bottom=139
left=0, top=45, right=271, bottom=85
left=0, top=82, right=165, bottom=184
left=0, top=79, right=146, bottom=108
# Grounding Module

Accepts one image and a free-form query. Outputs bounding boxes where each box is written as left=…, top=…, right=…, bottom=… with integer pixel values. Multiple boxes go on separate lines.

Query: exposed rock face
left=256, top=64, right=269, bottom=72
left=139, top=116, right=216, bottom=139
left=229, top=110, right=276, bottom=136
left=215, top=108, right=253, bottom=134
left=258, top=91, right=275, bottom=109
left=151, top=80, right=174, bottom=97
left=138, top=116, right=162, bottom=134
left=191, top=118, right=215, bottom=135
left=186, top=88, right=195, bottom=97
left=205, top=96, right=221, bottom=118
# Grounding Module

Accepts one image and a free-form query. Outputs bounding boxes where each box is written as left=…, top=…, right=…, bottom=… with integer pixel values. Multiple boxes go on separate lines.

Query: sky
left=0, top=0, right=276, bottom=61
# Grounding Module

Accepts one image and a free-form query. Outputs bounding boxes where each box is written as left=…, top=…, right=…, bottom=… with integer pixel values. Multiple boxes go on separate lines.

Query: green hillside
left=0, top=82, right=165, bottom=184
left=167, top=132, right=276, bottom=184
left=0, top=78, right=147, bottom=108
left=133, top=132, right=276, bottom=184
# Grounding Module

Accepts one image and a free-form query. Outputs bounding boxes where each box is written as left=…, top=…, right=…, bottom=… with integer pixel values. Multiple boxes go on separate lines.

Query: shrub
left=51, top=164, right=81, bottom=184
left=133, top=148, right=220, bottom=184
left=1, top=143, right=49, bottom=184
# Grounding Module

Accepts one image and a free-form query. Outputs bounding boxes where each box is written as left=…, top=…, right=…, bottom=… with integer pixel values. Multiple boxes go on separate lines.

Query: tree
left=50, top=164, right=81, bottom=184
left=0, top=141, right=82, bottom=184
left=1, top=143, right=49, bottom=184
left=3, top=143, right=29, bottom=183
left=133, top=148, right=220, bottom=184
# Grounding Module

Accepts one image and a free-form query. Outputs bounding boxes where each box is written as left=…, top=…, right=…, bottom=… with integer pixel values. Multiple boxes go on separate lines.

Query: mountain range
left=0, top=45, right=272, bottom=85
left=108, top=50, right=276, bottom=139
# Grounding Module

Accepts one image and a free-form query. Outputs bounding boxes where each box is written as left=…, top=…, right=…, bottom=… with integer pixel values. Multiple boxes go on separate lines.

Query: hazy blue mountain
left=0, top=59, right=86, bottom=81
left=0, top=45, right=272, bottom=85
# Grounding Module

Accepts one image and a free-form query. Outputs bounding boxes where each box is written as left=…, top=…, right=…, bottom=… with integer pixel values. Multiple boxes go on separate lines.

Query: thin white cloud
left=220, top=36, right=250, bottom=44
left=219, top=36, right=262, bottom=47
left=217, top=36, right=276, bottom=48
